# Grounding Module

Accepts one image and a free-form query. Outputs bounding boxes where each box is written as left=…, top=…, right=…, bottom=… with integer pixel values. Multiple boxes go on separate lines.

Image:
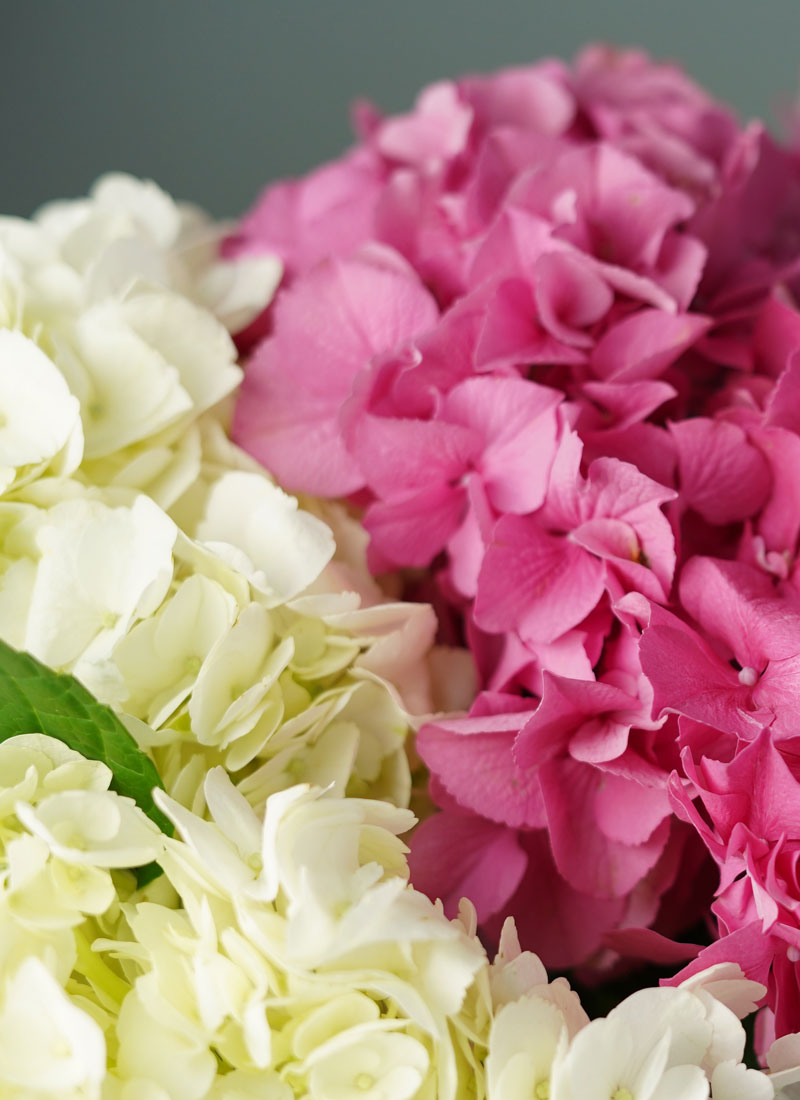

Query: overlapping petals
left=230, top=43, right=800, bottom=1047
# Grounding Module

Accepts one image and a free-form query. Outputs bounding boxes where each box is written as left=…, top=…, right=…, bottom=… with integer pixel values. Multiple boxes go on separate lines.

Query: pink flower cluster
left=230, top=47, right=800, bottom=1041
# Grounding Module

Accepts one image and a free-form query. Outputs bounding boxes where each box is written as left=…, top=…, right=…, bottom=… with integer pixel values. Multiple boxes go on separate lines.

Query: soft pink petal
left=460, top=64, right=576, bottom=136
left=475, top=516, right=605, bottom=644
left=486, top=829, right=627, bottom=968
left=593, top=772, right=672, bottom=844
left=539, top=757, right=671, bottom=898
left=365, top=482, right=467, bottom=568
left=514, top=671, right=638, bottom=769
left=234, top=253, right=438, bottom=495
left=376, top=81, right=473, bottom=168
left=229, top=147, right=384, bottom=274
left=679, top=556, right=800, bottom=664
left=533, top=250, right=614, bottom=346
left=233, top=341, right=365, bottom=495
left=407, top=810, right=527, bottom=921
left=671, top=418, right=771, bottom=525
left=591, top=309, right=711, bottom=380
left=416, top=713, right=546, bottom=828
left=442, top=375, right=562, bottom=513
left=639, top=604, right=767, bottom=736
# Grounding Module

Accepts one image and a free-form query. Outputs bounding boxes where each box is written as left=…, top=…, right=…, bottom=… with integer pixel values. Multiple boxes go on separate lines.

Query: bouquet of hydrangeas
left=3, top=46, right=800, bottom=1100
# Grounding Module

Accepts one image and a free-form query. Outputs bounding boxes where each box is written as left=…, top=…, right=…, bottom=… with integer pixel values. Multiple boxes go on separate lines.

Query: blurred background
left=4, top=0, right=800, bottom=219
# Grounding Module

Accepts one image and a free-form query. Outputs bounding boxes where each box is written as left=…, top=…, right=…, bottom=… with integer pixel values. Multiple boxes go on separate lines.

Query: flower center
left=738, top=666, right=758, bottom=687
left=612, top=1089, right=634, bottom=1100
left=355, top=1073, right=375, bottom=1091
left=535, top=1081, right=550, bottom=1100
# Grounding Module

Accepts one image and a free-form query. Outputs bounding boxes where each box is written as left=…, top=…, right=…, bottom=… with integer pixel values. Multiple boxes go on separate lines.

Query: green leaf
left=0, top=640, right=172, bottom=837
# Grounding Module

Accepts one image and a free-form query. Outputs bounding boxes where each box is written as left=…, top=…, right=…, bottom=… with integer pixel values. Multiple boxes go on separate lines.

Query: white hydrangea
left=0, top=329, right=83, bottom=494
left=0, top=735, right=162, bottom=937
left=35, top=172, right=282, bottom=332
left=767, top=1033, right=800, bottom=1099
left=0, top=956, right=106, bottom=1099
left=0, top=430, right=425, bottom=809
left=484, top=955, right=775, bottom=1100
left=101, top=770, right=487, bottom=1100
left=0, top=735, right=778, bottom=1100
left=0, top=172, right=277, bottom=504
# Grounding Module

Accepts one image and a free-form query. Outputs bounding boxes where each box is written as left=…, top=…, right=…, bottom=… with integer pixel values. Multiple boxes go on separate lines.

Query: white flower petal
left=197, top=471, right=335, bottom=603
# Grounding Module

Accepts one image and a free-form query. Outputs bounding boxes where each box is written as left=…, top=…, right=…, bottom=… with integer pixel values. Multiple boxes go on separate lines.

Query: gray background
left=3, top=0, right=800, bottom=220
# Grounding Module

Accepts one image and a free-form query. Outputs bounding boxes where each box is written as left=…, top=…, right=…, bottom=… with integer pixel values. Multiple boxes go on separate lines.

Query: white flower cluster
left=486, top=949, right=775, bottom=1100
left=0, top=734, right=781, bottom=1100
left=0, top=735, right=162, bottom=1099
left=0, top=174, right=440, bottom=814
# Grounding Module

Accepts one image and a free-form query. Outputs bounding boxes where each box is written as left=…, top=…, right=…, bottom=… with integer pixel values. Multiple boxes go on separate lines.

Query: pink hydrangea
left=230, top=45, right=800, bottom=1032
left=665, top=731, right=800, bottom=1051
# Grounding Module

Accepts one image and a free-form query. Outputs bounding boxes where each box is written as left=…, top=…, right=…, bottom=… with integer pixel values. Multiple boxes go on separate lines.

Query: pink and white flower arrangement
left=3, top=44, right=800, bottom=1099
left=230, top=43, right=800, bottom=1068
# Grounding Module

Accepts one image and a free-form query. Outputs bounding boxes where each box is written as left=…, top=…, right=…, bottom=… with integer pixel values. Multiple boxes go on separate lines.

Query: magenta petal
left=639, top=604, right=765, bottom=736
left=582, top=379, right=677, bottom=429
left=493, top=830, right=627, bottom=968
left=569, top=718, right=631, bottom=764
left=593, top=772, right=671, bottom=844
left=417, top=712, right=546, bottom=828
left=514, top=671, right=638, bottom=769
left=407, top=810, right=527, bottom=921
left=765, top=351, right=800, bottom=434
left=754, top=296, right=800, bottom=379
left=665, top=921, right=775, bottom=988
left=571, top=516, right=642, bottom=562
left=475, top=516, right=605, bottom=644
left=539, top=757, right=671, bottom=898
left=347, top=410, right=478, bottom=498
left=752, top=425, right=800, bottom=555
left=671, top=418, right=771, bottom=525
left=365, top=482, right=466, bottom=568
left=591, top=309, right=710, bottom=380
left=756, top=654, right=800, bottom=732
left=442, top=375, right=561, bottom=513
left=474, top=277, right=585, bottom=371
left=603, top=926, right=703, bottom=965
left=581, top=457, right=677, bottom=594
left=713, top=728, right=800, bottom=839
left=680, top=556, right=800, bottom=664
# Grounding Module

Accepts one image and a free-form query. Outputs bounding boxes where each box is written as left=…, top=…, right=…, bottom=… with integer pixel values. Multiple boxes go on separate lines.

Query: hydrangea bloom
left=230, top=46, right=800, bottom=1042
left=0, top=734, right=778, bottom=1099
left=0, top=174, right=443, bottom=824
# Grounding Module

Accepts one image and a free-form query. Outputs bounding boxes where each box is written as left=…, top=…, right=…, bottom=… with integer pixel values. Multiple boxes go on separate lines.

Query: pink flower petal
left=591, top=309, right=711, bottom=380
left=442, top=375, right=561, bottom=513
left=417, top=711, right=545, bottom=828
left=514, top=671, right=638, bottom=770
left=539, top=756, right=671, bottom=897
left=407, top=810, right=527, bottom=921
left=639, top=603, right=767, bottom=736
left=365, top=481, right=467, bottom=568
left=680, top=556, right=800, bottom=664
left=475, top=515, right=605, bottom=645
left=671, top=418, right=771, bottom=525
